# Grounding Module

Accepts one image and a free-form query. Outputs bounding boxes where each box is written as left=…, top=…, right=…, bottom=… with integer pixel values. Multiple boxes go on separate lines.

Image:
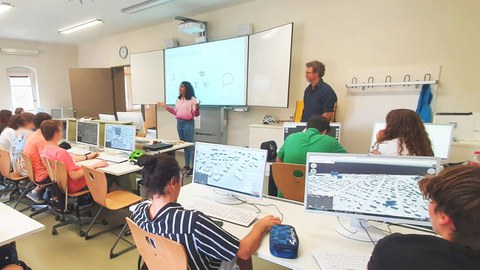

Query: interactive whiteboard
left=247, top=23, right=293, bottom=107
left=130, top=50, right=165, bottom=104
left=164, top=37, right=248, bottom=106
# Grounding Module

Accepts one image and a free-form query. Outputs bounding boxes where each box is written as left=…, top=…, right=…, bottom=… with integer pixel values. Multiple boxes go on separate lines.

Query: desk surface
left=0, top=203, right=45, bottom=246
left=75, top=140, right=194, bottom=176
left=130, top=184, right=430, bottom=270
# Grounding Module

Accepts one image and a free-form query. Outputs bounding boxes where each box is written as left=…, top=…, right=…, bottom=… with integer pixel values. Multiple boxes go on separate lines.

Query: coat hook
left=351, top=77, right=358, bottom=88
left=367, top=76, right=374, bottom=87
left=403, top=74, right=411, bottom=87
left=385, top=75, right=392, bottom=87
left=424, top=73, right=432, bottom=81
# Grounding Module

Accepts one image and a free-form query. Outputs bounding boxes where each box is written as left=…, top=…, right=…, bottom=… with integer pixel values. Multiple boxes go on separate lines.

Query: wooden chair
left=126, top=217, right=188, bottom=270
left=272, top=163, right=306, bottom=203
left=44, top=157, right=99, bottom=236
left=81, top=166, right=142, bottom=258
left=0, top=149, right=28, bottom=204
left=18, top=152, right=53, bottom=216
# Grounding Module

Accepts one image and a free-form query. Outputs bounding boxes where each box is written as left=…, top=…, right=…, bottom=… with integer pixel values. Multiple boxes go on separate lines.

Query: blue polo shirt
left=301, top=79, right=337, bottom=122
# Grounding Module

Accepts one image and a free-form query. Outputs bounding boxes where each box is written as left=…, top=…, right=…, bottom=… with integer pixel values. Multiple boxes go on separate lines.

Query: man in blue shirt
left=301, top=61, right=337, bottom=122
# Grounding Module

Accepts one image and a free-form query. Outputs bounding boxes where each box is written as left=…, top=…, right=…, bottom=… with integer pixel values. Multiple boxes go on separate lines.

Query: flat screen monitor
left=283, top=122, right=341, bottom=142
left=117, top=111, right=146, bottom=134
left=305, top=153, right=440, bottom=227
left=36, top=107, right=46, bottom=113
left=51, top=108, right=63, bottom=119
left=164, top=36, right=248, bottom=106
left=192, top=142, right=267, bottom=200
left=60, top=120, right=68, bottom=141
left=76, top=121, right=100, bottom=147
left=370, top=121, right=454, bottom=159
left=99, top=114, right=116, bottom=121
left=104, top=124, right=136, bottom=153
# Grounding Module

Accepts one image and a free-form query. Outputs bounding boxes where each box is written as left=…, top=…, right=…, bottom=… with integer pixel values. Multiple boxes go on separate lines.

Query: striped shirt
left=132, top=202, right=240, bottom=270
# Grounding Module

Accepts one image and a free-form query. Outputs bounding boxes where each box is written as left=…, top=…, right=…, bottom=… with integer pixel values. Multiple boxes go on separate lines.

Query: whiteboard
left=247, top=23, right=293, bottom=107
left=130, top=50, right=165, bottom=104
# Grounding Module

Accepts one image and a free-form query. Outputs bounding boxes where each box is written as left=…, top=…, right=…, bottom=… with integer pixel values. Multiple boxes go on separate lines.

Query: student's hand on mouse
left=255, top=215, right=282, bottom=233
left=93, top=161, right=109, bottom=168
left=158, top=102, right=167, bottom=108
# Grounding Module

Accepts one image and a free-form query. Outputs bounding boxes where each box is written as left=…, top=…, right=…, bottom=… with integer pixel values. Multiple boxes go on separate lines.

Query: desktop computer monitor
left=76, top=121, right=100, bottom=147
left=192, top=142, right=267, bottom=202
left=51, top=108, right=63, bottom=119
left=104, top=124, right=136, bottom=153
left=117, top=112, right=146, bottom=134
left=60, top=120, right=68, bottom=141
left=283, top=122, right=341, bottom=142
left=305, top=153, right=440, bottom=241
left=36, top=107, right=47, bottom=113
left=99, top=114, right=117, bottom=121
left=370, top=121, right=454, bottom=159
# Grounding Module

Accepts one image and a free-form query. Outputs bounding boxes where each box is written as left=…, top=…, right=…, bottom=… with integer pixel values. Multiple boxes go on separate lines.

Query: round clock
left=119, top=46, right=128, bottom=59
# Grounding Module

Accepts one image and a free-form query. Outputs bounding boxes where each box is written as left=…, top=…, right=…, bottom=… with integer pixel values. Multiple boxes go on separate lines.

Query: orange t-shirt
left=24, top=130, right=48, bottom=182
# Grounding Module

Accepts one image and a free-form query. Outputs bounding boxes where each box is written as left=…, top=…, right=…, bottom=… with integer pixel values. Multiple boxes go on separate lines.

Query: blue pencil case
left=269, top=224, right=299, bottom=259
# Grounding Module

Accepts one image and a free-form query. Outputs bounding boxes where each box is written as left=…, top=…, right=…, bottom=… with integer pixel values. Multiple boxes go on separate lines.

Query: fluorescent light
left=58, top=19, right=104, bottom=34
left=121, top=0, right=174, bottom=14
left=0, top=2, right=13, bottom=14
left=1, top=48, right=40, bottom=56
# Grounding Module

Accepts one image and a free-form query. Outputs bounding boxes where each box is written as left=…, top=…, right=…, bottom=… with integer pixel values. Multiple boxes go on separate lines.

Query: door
left=69, top=68, right=115, bottom=118
left=112, top=67, right=127, bottom=113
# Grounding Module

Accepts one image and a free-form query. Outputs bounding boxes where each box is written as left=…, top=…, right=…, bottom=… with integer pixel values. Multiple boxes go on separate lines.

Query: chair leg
left=13, top=181, right=33, bottom=209
left=110, top=223, right=136, bottom=259
left=29, top=204, right=49, bottom=218
left=84, top=206, right=104, bottom=240
left=0, top=181, right=12, bottom=199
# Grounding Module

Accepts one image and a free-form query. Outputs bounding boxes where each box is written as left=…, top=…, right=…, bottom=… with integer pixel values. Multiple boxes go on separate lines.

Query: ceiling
left=0, top=0, right=250, bottom=45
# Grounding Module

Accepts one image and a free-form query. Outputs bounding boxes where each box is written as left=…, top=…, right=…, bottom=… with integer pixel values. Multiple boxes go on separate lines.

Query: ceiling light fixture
left=121, top=0, right=174, bottom=14
left=58, top=19, right=104, bottom=34
left=1, top=48, right=40, bottom=56
left=0, top=2, right=14, bottom=14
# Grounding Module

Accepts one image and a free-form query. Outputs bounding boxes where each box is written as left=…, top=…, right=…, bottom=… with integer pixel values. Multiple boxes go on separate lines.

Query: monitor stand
left=335, top=218, right=388, bottom=242
left=213, top=190, right=242, bottom=205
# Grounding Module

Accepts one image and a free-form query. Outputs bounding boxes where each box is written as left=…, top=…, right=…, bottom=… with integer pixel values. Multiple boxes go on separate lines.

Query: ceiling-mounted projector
left=178, top=21, right=205, bottom=34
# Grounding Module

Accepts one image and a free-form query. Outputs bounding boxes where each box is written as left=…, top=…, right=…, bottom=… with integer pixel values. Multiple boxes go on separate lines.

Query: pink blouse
left=166, top=97, right=200, bottom=120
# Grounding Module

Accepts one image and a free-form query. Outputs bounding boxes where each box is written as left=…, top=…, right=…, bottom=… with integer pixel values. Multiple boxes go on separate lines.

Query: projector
left=178, top=22, right=205, bottom=34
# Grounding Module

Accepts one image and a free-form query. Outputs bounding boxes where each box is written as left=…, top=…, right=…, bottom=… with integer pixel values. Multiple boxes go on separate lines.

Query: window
left=7, top=68, right=38, bottom=113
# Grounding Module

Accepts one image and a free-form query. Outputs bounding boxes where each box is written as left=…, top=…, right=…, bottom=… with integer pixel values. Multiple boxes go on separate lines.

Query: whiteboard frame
left=247, top=22, right=294, bottom=108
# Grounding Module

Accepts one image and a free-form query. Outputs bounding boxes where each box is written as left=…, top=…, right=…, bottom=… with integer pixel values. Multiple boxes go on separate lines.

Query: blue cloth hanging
left=416, top=84, right=433, bottom=122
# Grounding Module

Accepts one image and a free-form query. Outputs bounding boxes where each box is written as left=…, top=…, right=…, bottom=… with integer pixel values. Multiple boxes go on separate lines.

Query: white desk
left=75, top=140, right=195, bottom=176
left=130, top=184, right=428, bottom=270
left=0, top=203, right=45, bottom=246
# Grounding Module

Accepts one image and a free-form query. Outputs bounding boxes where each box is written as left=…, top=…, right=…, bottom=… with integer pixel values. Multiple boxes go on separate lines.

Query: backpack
left=260, top=140, right=278, bottom=162
left=0, top=244, right=31, bottom=270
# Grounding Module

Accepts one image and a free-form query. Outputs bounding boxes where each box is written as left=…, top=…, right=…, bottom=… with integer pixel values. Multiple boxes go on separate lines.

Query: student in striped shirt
left=132, top=154, right=281, bottom=270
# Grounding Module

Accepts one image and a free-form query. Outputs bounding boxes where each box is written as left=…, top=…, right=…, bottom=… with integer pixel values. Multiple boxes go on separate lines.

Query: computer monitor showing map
left=192, top=142, right=267, bottom=202
left=51, top=108, right=63, bottom=119
left=76, top=121, right=100, bottom=147
left=305, top=153, right=440, bottom=241
left=117, top=112, right=146, bottom=134
left=370, top=121, right=454, bottom=159
left=104, top=124, right=136, bottom=153
left=283, top=122, right=341, bottom=142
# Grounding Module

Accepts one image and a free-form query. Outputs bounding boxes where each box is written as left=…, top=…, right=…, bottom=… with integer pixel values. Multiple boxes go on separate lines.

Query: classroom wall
left=77, top=0, right=480, bottom=160
left=0, top=38, right=77, bottom=110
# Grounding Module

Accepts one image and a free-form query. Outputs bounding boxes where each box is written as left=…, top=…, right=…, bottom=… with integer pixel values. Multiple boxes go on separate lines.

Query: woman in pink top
left=158, top=81, right=200, bottom=175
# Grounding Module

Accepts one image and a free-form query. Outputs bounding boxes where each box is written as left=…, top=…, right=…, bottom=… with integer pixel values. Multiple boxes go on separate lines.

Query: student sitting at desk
left=24, top=113, right=53, bottom=203
left=132, top=154, right=281, bottom=270
left=40, top=120, right=107, bottom=194
left=0, top=110, right=12, bottom=135
left=11, top=112, right=35, bottom=176
left=368, top=165, right=480, bottom=270
left=0, top=114, right=23, bottom=156
left=371, top=109, right=434, bottom=156
left=277, top=115, right=347, bottom=165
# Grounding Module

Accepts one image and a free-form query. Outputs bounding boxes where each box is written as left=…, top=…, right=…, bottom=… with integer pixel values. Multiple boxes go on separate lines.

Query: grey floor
left=4, top=153, right=288, bottom=270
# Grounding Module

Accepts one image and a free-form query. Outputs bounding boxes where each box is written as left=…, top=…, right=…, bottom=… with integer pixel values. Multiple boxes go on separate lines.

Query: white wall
left=0, top=38, right=78, bottom=110
left=78, top=0, right=480, bottom=160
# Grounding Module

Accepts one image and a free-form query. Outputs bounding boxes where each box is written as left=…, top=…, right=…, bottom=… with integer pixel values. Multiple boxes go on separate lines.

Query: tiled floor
left=5, top=153, right=288, bottom=270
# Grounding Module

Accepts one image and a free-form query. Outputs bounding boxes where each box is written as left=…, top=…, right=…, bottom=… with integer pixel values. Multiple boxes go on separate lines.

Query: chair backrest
left=126, top=217, right=188, bottom=270
left=43, top=157, right=68, bottom=193
left=272, top=163, right=306, bottom=203
left=21, top=152, right=36, bottom=182
left=0, top=149, right=11, bottom=177
left=81, top=166, right=108, bottom=207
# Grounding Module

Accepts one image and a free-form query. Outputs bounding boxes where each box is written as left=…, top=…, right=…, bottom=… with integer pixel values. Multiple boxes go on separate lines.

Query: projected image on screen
left=165, top=37, right=248, bottom=106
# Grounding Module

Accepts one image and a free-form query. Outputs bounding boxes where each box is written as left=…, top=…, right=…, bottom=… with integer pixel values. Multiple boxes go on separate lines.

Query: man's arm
left=321, top=112, right=334, bottom=121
